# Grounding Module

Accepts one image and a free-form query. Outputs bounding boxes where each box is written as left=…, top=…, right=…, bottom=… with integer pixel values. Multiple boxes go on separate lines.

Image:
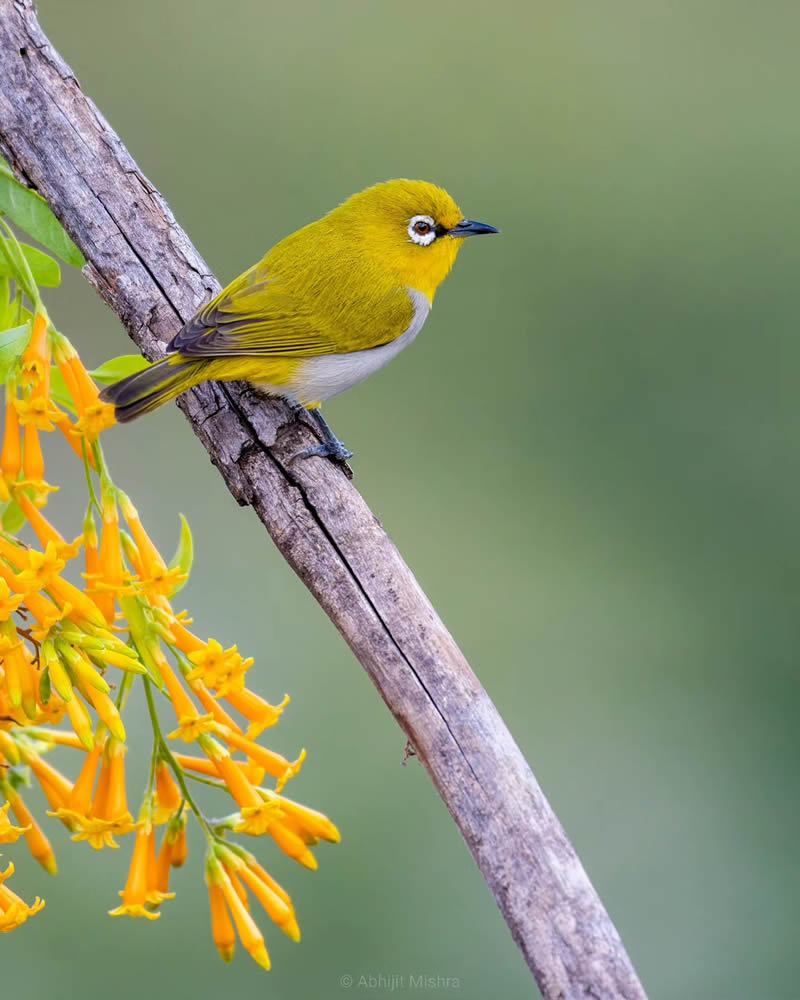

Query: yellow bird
left=101, top=179, right=498, bottom=460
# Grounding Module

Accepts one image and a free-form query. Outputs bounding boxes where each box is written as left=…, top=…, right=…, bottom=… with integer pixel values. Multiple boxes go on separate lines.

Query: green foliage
left=0, top=276, right=30, bottom=333
left=0, top=323, right=31, bottom=382
left=88, top=354, right=150, bottom=384
left=0, top=499, right=26, bottom=534
left=0, top=219, right=39, bottom=305
left=0, top=154, right=84, bottom=268
left=0, top=240, right=60, bottom=287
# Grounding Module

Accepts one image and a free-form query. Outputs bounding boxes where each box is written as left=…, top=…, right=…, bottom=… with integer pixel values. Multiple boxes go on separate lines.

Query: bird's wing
left=168, top=263, right=339, bottom=358
left=168, top=259, right=418, bottom=359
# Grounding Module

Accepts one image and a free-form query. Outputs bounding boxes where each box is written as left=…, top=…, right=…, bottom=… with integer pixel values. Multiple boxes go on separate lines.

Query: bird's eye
left=408, top=215, right=437, bottom=246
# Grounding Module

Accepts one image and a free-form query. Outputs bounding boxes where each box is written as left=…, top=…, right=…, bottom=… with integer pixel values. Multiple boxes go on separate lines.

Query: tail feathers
left=99, top=357, right=199, bottom=423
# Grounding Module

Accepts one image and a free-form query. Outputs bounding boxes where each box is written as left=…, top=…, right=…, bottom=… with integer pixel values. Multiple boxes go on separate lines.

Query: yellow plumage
left=101, top=179, right=497, bottom=456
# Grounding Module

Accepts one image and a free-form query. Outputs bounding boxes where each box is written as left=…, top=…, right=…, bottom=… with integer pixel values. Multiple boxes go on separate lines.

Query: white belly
left=289, top=287, right=431, bottom=406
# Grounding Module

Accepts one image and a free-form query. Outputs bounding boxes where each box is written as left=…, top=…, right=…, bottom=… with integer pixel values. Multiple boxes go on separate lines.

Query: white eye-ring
left=408, top=215, right=437, bottom=246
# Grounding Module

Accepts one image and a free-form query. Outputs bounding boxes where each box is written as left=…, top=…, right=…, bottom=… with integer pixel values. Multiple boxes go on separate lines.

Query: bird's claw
left=296, top=441, right=354, bottom=463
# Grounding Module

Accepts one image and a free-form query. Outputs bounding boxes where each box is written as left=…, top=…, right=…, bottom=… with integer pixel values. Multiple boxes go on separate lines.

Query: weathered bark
left=0, top=4, right=647, bottom=997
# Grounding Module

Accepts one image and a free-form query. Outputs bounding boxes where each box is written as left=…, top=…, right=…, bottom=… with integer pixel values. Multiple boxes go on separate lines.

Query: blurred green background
left=5, top=1, right=800, bottom=997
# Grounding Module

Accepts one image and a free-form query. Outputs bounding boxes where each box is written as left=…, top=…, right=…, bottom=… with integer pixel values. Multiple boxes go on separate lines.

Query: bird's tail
left=99, top=356, right=201, bottom=423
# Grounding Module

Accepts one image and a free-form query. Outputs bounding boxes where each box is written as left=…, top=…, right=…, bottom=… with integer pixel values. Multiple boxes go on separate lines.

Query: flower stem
left=142, top=675, right=214, bottom=841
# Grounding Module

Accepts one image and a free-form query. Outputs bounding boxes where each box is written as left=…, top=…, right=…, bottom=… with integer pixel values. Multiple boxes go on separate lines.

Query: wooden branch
left=0, top=4, right=647, bottom=997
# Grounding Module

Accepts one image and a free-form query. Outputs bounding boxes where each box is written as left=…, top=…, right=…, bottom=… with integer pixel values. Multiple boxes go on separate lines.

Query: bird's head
left=327, top=179, right=498, bottom=301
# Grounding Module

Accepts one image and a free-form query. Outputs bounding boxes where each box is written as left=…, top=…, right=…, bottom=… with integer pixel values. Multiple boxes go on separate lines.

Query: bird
left=100, top=179, right=498, bottom=461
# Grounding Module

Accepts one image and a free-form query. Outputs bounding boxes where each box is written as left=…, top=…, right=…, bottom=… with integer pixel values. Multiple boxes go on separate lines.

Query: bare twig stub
left=0, top=4, right=647, bottom=997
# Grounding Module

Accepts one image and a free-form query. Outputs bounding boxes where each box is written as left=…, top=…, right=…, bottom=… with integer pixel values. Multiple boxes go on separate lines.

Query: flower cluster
left=0, top=171, right=338, bottom=966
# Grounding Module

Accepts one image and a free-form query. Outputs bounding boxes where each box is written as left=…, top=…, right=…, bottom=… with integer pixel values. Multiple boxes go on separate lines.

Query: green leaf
left=49, top=364, right=78, bottom=414
left=0, top=323, right=30, bottom=382
left=167, top=514, right=193, bottom=597
left=0, top=219, right=38, bottom=305
left=0, top=276, right=9, bottom=328
left=89, top=354, right=150, bottom=384
left=0, top=240, right=60, bottom=287
left=1, top=500, right=26, bottom=535
left=0, top=168, right=84, bottom=268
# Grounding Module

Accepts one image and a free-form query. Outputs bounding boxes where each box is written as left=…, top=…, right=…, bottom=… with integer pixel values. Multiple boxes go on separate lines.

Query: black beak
left=448, top=218, right=500, bottom=238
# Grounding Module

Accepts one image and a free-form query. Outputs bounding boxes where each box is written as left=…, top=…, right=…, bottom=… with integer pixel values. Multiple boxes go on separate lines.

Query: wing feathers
left=168, top=264, right=338, bottom=358
left=168, top=257, right=417, bottom=361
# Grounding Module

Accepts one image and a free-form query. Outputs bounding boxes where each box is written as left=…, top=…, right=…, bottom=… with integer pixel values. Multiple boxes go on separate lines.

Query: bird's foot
left=296, top=439, right=354, bottom=463
left=290, top=406, right=354, bottom=472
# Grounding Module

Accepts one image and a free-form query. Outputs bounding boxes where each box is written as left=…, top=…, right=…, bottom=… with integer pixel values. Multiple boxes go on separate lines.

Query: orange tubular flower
left=189, top=679, right=245, bottom=735
left=4, top=790, right=57, bottom=874
left=108, top=822, right=160, bottom=920
left=65, top=693, right=95, bottom=750
left=144, top=818, right=175, bottom=909
left=14, top=394, right=62, bottom=433
left=52, top=410, right=98, bottom=468
left=83, top=685, right=126, bottom=743
left=10, top=539, right=65, bottom=594
left=74, top=401, right=116, bottom=441
left=84, top=520, right=112, bottom=622
left=15, top=492, right=81, bottom=559
left=0, top=243, right=338, bottom=955
left=208, top=882, right=237, bottom=963
left=166, top=714, right=217, bottom=743
left=20, top=312, right=49, bottom=388
left=64, top=744, right=102, bottom=817
left=22, top=422, right=45, bottom=483
left=206, top=854, right=270, bottom=970
left=222, top=690, right=290, bottom=740
left=0, top=802, right=30, bottom=845
left=64, top=357, right=115, bottom=440
left=157, top=655, right=200, bottom=726
left=25, top=752, right=74, bottom=817
left=53, top=340, right=82, bottom=406
left=167, top=618, right=205, bottom=656
left=153, top=812, right=186, bottom=897
left=172, top=753, right=263, bottom=785
left=49, top=576, right=106, bottom=629
left=219, top=726, right=305, bottom=791
left=0, top=622, right=27, bottom=711
left=153, top=762, right=182, bottom=823
left=0, top=579, right=24, bottom=618
left=203, top=743, right=263, bottom=813
left=0, top=389, right=21, bottom=487
left=185, top=638, right=253, bottom=697
left=168, top=819, right=188, bottom=868
left=218, top=845, right=300, bottom=943
left=259, top=790, right=341, bottom=845
left=153, top=831, right=172, bottom=898
left=92, top=491, right=125, bottom=622
left=57, top=741, right=135, bottom=850
left=66, top=355, right=99, bottom=411
left=0, top=561, right=66, bottom=636
left=119, top=493, right=186, bottom=597
left=263, top=819, right=318, bottom=871
left=0, top=862, right=45, bottom=932
left=205, top=741, right=295, bottom=839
